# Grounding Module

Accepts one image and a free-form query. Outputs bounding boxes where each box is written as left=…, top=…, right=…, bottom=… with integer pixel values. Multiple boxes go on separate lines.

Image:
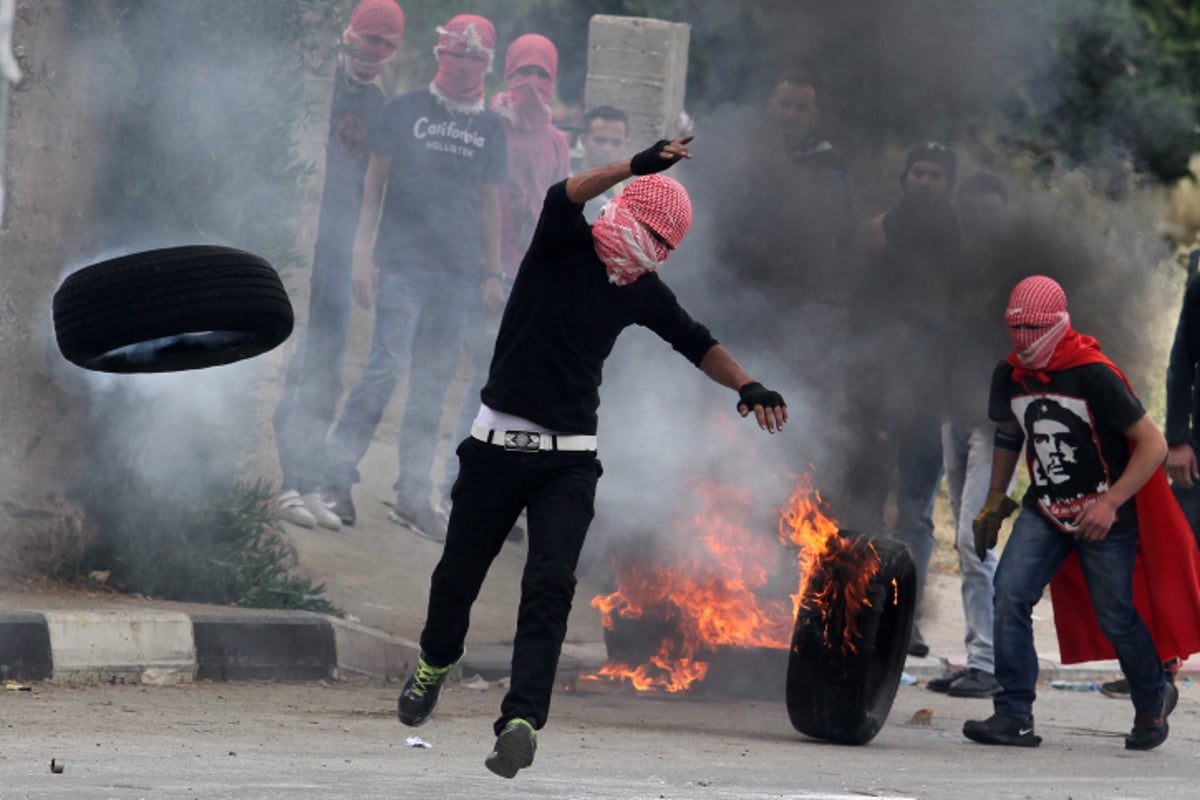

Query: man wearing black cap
left=854, top=142, right=963, bottom=662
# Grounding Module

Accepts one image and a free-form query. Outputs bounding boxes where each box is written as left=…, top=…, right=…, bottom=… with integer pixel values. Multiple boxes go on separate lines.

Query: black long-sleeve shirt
left=1166, top=271, right=1200, bottom=445
left=481, top=181, right=717, bottom=434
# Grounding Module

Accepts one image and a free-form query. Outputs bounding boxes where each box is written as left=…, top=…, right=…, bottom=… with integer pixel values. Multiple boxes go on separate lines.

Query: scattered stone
left=906, top=708, right=933, bottom=726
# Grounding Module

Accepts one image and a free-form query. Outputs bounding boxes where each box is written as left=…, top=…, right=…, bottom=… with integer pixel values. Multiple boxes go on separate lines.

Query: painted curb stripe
left=191, top=612, right=336, bottom=681
left=42, top=610, right=195, bottom=680
left=0, top=611, right=53, bottom=681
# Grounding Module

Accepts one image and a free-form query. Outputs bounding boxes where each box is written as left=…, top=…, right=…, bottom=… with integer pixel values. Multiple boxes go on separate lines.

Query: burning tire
left=53, top=245, right=293, bottom=373
left=785, top=532, right=916, bottom=745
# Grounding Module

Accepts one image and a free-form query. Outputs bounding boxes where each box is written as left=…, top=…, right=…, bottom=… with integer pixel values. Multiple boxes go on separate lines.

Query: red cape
left=1006, top=331, right=1200, bottom=664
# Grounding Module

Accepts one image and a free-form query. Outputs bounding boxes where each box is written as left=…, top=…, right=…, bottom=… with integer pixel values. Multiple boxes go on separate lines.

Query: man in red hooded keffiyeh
left=440, top=34, right=572, bottom=534
left=394, top=135, right=788, bottom=779
left=963, top=275, right=1200, bottom=752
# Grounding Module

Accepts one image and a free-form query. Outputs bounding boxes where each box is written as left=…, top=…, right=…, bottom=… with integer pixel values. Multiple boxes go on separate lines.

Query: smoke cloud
left=37, top=2, right=1185, bottom=594
left=583, top=0, right=1181, bottom=565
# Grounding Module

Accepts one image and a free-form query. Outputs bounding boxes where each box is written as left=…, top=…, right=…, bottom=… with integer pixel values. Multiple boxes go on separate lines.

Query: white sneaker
left=277, top=489, right=316, bottom=528
left=302, top=492, right=341, bottom=531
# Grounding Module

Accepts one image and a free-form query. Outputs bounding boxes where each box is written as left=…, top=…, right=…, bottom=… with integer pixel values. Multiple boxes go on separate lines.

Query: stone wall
left=584, top=15, right=690, bottom=147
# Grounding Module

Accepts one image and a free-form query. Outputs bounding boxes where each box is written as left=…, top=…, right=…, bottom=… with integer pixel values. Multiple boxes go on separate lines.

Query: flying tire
left=53, top=245, right=293, bottom=373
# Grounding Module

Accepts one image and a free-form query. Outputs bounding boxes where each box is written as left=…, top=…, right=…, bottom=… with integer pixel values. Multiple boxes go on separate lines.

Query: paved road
left=1, top=677, right=1197, bottom=799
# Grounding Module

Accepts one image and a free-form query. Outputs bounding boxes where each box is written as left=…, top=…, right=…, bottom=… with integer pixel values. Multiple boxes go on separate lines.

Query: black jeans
left=418, top=437, right=603, bottom=735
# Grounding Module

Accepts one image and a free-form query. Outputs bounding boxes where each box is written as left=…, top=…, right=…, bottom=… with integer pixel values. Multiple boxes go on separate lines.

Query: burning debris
left=582, top=474, right=883, bottom=696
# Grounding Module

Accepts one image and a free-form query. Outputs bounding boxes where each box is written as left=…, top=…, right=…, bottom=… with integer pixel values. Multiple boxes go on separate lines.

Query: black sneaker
left=321, top=485, right=356, bottom=526
left=397, top=652, right=460, bottom=727
left=485, top=718, right=537, bottom=779
left=963, top=713, right=1042, bottom=747
left=927, top=668, right=968, bottom=693
left=1102, top=672, right=1177, bottom=713
left=907, top=624, right=930, bottom=657
left=947, top=668, right=1002, bottom=698
left=1125, top=684, right=1176, bottom=751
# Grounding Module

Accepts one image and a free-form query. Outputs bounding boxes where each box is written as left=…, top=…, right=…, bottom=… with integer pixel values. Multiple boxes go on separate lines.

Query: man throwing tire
left=394, top=135, right=789, bottom=778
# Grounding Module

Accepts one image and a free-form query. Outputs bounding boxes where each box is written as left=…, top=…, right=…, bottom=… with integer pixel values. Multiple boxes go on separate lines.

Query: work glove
left=630, top=140, right=677, bottom=175
left=972, top=489, right=1019, bottom=561
left=737, top=382, right=786, bottom=414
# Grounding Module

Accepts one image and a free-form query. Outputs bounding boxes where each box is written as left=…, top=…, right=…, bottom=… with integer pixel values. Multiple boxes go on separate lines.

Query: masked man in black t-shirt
left=964, top=275, right=1200, bottom=752
left=392, top=135, right=789, bottom=779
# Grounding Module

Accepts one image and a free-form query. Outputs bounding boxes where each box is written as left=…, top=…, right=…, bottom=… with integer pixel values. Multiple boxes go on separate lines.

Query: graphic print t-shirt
left=989, top=361, right=1146, bottom=532
left=370, top=90, right=507, bottom=272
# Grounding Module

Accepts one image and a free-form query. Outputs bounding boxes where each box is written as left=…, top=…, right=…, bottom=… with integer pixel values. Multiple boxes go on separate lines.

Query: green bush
left=89, top=477, right=339, bottom=614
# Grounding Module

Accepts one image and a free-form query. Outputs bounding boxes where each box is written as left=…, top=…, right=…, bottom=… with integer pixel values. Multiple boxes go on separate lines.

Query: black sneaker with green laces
left=397, top=652, right=460, bottom=727
left=485, top=718, right=537, bottom=779
left=963, top=713, right=1042, bottom=747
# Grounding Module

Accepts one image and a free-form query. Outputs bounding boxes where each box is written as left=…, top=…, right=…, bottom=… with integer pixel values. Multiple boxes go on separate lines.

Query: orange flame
left=584, top=473, right=881, bottom=693
left=778, top=475, right=881, bottom=654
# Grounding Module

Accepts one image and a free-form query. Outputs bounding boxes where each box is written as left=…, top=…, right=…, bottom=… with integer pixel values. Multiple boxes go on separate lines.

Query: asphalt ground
left=1, top=677, right=1197, bottom=800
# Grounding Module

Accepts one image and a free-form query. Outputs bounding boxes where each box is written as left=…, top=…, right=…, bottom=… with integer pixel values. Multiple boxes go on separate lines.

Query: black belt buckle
left=504, top=431, right=542, bottom=452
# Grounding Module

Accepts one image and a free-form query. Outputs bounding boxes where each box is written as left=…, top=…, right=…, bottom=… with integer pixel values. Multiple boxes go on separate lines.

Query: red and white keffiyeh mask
left=593, top=175, right=693, bottom=286
left=1005, top=275, right=1071, bottom=369
left=341, top=0, right=405, bottom=83
left=430, top=14, right=495, bottom=112
left=491, top=34, right=557, bottom=131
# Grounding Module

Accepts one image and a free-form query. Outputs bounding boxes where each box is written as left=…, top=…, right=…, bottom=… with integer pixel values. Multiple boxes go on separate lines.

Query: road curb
left=4, top=608, right=1191, bottom=687
left=0, top=609, right=343, bottom=684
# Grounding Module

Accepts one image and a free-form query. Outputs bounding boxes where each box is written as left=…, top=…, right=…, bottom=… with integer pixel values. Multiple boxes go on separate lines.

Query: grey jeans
left=942, top=421, right=1008, bottom=673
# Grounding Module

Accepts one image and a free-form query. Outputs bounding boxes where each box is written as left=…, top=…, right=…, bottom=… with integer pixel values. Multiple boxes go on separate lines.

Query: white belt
left=471, top=424, right=597, bottom=452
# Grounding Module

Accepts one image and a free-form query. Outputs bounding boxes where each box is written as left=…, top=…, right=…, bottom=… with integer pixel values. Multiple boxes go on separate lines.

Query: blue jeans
left=322, top=267, right=473, bottom=504
left=272, top=258, right=353, bottom=493
left=942, top=421, right=1004, bottom=673
left=992, top=509, right=1165, bottom=719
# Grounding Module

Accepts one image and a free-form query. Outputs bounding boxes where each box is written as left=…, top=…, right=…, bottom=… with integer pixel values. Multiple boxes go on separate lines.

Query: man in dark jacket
left=1164, top=249, right=1200, bottom=546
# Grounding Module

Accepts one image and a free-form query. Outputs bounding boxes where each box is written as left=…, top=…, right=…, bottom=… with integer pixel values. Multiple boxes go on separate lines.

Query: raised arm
left=565, top=136, right=694, bottom=205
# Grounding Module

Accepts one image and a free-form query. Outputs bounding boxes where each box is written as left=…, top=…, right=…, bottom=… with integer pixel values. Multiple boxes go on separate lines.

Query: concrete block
left=43, top=610, right=195, bottom=683
left=0, top=611, right=53, bottom=681
left=585, top=15, right=691, bottom=146
left=329, top=617, right=418, bottom=682
left=191, top=610, right=335, bottom=681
